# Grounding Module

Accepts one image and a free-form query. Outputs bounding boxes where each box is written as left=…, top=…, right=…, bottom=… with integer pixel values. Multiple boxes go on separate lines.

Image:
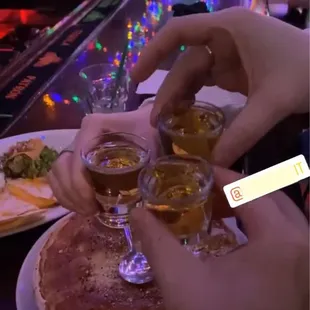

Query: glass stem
left=124, top=225, right=134, bottom=252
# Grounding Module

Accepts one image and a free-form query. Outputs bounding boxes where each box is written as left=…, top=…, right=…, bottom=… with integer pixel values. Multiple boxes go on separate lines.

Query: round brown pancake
left=34, top=214, right=239, bottom=310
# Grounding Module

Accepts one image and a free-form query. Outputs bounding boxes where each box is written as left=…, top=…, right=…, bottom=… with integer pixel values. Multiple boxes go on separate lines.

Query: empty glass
left=79, top=63, right=129, bottom=113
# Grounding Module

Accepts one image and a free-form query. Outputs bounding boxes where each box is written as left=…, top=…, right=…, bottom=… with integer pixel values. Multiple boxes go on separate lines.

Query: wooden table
left=0, top=1, right=307, bottom=309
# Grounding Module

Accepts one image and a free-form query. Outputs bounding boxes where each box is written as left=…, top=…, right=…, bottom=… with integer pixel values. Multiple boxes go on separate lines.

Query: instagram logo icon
left=230, top=187, right=243, bottom=202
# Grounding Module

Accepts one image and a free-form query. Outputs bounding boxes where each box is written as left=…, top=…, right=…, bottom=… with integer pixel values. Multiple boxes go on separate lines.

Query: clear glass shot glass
left=138, top=155, right=214, bottom=255
left=158, top=101, right=225, bottom=160
left=79, top=63, right=129, bottom=113
left=81, top=132, right=153, bottom=284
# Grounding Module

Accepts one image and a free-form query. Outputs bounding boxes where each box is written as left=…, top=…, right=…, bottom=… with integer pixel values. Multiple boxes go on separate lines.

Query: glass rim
left=138, top=154, right=214, bottom=206
left=80, top=131, right=151, bottom=175
left=158, top=101, right=225, bottom=138
left=79, top=63, right=129, bottom=78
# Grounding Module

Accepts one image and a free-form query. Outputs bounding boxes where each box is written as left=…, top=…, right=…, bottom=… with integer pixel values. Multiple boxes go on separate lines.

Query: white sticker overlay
left=223, top=155, right=310, bottom=208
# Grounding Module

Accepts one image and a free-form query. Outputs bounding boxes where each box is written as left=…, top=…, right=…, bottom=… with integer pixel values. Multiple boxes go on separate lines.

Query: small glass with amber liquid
left=81, top=132, right=150, bottom=228
left=158, top=101, right=225, bottom=159
left=139, top=155, right=214, bottom=254
left=81, top=132, right=153, bottom=284
left=158, top=102, right=229, bottom=223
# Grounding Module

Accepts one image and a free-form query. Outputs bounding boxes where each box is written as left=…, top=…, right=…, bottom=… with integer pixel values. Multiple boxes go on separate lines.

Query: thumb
left=130, top=208, right=204, bottom=289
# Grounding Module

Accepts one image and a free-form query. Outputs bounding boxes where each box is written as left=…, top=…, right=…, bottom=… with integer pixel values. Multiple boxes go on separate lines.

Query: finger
left=70, top=117, right=103, bottom=214
left=47, top=171, right=76, bottom=213
left=212, top=87, right=289, bottom=167
left=213, top=166, right=287, bottom=239
left=131, top=13, right=221, bottom=82
left=49, top=153, right=93, bottom=215
left=150, top=46, right=213, bottom=126
left=130, top=208, right=208, bottom=303
left=50, top=153, right=75, bottom=202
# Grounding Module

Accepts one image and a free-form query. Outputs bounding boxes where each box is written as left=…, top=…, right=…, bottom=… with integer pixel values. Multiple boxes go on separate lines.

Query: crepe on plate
left=34, top=214, right=239, bottom=310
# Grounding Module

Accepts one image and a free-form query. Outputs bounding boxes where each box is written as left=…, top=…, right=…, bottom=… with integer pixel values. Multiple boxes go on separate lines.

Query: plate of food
left=16, top=213, right=246, bottom=310
left=0, top=129, right=78, bottom=238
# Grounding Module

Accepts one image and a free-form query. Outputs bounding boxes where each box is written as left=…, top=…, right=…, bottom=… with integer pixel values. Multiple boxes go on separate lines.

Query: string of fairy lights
left=42, top=0, right=233, bottom=108
left=43, top=0, right=170, bottom=108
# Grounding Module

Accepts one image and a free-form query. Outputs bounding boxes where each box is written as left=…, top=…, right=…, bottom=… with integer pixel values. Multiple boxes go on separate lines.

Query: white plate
left=16, top=214, right=73, bottom=310
left=0, top=129, right=78, bottom=238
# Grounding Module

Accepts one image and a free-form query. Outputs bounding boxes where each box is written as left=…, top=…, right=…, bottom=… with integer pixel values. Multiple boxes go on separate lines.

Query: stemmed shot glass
left=79, top=63, right=129, bottom=114
left=158, top=101, right=226, bottom=228
left=138, top=155, right=214, bottom=255
left=81, top=132, right=153, bottom=284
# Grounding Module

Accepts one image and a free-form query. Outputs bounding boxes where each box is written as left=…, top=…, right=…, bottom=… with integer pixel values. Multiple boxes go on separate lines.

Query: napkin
left=137, top=69, right=247, bottom=127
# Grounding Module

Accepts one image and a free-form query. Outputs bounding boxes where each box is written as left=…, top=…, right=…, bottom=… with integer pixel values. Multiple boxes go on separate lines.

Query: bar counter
left=0, top=1, right=308, bottom=309
left=0, top=0, right=171, bottom=138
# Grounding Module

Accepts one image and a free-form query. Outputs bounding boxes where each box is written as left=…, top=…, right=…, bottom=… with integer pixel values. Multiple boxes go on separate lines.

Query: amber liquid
left=159, top=106, right=230, bottom=219
left=159, top=107, right=223, bottom=159
left=144, top=180, right=211, bottom=239
left=85, top=140, right=149, bottom=216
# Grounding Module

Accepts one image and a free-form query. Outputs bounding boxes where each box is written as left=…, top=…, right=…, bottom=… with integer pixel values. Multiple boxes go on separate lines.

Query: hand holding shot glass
left=158, top=101, right=230, bottom=219
left=80, top=130, right=216, bottom=285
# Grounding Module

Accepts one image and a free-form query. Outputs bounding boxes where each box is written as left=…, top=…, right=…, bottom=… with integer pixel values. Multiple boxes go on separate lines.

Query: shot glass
left=81, top=132, right=150, bottom=228
left=138, top=155, right=214, bottom=255
left=81, top=132, right=153, bottom=285
left=158, top=101, right=225, bottom=159
left=79, top=63, right=129, bottom=113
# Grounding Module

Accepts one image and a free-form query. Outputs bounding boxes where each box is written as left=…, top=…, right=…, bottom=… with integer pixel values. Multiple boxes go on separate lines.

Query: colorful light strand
left=44, top=0, right=170, bottom=108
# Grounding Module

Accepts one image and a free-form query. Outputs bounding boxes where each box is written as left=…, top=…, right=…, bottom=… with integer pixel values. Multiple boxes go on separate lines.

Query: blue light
left=50, top=92, right=63, bottom=103
left=76, top=51, right=87, bottom=63
left=133, top=54, right=138, bottom=63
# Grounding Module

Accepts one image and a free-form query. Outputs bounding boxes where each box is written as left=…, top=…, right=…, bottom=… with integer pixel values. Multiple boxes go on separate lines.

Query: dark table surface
left=0, top=1, right=308, bottom=309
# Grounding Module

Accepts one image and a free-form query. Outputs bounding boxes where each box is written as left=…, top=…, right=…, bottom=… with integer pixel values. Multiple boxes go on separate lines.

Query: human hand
left=48, top=105, right=161, bottom=215
left=131, top=166, right=309, bottom=310
left=131, top=8, right=309, bottom=167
